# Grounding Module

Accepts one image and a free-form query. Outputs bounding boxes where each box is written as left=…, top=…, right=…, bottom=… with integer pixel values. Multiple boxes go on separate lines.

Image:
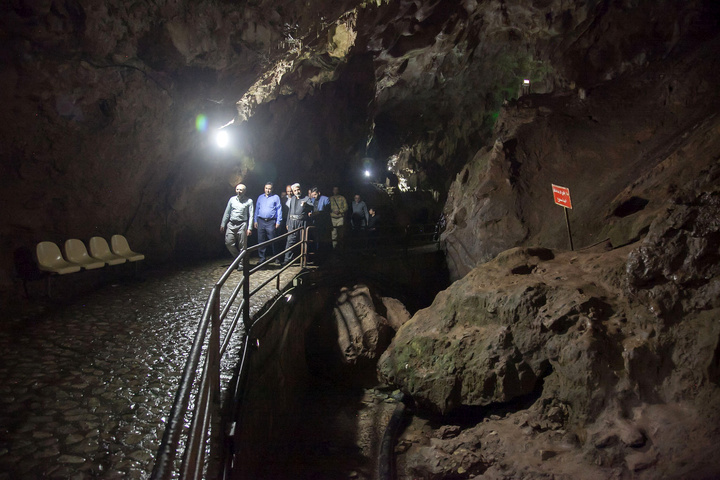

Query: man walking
left=220, top=183, right=253, bottom=259
left=351, top=194, right=369, bottom=230
left=329, top=186, right=348, bottom=249
left=253, top=182, right=282, bottom=266
left=309, top=186, right=330, bottom=254
left=283, top=183, right=312, bottom=265
left=278, top=184, right=293, bottom=236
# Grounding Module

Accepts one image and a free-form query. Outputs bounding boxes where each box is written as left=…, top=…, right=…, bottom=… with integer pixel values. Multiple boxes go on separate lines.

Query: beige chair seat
left=36, top=241, right=82, bottom=274
left=64, top=239, right=105, bottom=270
left=111, top=235, right=145, bottom=262
left=89, top=237, right=127, bottom=266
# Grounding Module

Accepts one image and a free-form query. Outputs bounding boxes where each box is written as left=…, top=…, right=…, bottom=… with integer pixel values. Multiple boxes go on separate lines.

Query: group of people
left=220, top=182, right=379, bottom=267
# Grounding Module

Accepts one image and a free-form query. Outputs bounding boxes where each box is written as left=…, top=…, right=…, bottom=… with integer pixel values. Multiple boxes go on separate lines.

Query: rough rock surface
left=333, top=284, right=395, bottom=365
left=441, top=35, right=720, bottom=280
left=379, top=173, right=720, bottom=477
left=381, top=296, right=412, bottom=331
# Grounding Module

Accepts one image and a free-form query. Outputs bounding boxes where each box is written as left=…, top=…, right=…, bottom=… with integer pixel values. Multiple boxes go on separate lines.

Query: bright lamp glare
left=523, top=79, right=530, bottom=85
left=364, top=170, right=371, bottom=177
left=216, top=130, right=229, bottom=148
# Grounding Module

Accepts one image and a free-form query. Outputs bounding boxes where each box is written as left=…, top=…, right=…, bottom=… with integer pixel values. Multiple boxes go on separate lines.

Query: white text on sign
left=552, top=184, right=572, bottom=209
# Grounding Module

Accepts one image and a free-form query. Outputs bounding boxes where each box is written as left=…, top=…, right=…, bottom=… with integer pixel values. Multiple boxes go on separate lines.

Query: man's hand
left=254, top=222, right=258, bottom=229
left=220, top=226, right=224, bottom=232
left=275, top=223, right=280, bottom=229
left=246, top=229, right=252, bottom=236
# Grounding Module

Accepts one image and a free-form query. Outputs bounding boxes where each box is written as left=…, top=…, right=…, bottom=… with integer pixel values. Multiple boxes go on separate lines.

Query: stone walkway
left=0, top=259, right=301, bottom=479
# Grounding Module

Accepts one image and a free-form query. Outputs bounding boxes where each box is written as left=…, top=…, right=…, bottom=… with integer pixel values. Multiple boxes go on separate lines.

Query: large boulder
left=378, top=244, right=619, bottom=416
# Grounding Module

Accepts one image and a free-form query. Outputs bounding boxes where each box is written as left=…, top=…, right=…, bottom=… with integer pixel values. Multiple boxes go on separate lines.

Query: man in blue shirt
left=253, top=182, right=283, bottom=266
left=221, top=183, right=254, bottom=258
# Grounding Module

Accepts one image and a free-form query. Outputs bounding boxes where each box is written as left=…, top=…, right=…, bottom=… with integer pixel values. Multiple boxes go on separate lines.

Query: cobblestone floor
left=0, top=259, right=301, bottom=479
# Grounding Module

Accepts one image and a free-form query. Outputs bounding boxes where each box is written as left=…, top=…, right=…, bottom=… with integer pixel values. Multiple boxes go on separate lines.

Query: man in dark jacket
left=283, top=183, right=313, bottom=265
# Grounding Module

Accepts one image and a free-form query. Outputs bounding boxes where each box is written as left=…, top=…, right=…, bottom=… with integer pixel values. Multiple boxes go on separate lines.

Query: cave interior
left=2, top=0, right=720, bottom=478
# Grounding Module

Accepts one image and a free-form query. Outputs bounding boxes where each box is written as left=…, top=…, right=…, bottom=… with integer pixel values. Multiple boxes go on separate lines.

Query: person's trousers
left=284, top=220, right=304, bottom=263
left=225, top=221, right=248, bottom=257
left=331, top=217, right=345, bottom=249
left=256, top=218, right=276, bottom=262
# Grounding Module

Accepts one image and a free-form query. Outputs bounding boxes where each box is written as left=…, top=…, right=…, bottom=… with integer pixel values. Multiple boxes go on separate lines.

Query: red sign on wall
left=552, top=184, right=572, bottom=209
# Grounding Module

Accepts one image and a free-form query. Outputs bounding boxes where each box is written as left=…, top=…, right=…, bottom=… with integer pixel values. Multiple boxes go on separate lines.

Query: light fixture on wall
left=522, top=78, right=531, bottom=95
left=362, top=156, right=374, bottom=181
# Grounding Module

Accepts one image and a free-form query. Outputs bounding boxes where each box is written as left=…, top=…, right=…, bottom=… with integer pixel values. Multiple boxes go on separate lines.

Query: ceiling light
left=216, top=130, right=229, bottom=148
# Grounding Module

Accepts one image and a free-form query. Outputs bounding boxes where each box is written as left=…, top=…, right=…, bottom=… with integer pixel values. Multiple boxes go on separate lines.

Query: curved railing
left=150, top=221, right=440, bottom=479
left=150, top=226, right=309, bottom=480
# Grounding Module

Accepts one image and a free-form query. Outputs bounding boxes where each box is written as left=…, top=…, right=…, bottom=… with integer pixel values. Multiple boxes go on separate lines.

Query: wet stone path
left=0, top=259, right=301, bottom=479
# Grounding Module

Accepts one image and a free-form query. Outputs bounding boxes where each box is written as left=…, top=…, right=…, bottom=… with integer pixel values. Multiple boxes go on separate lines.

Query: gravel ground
left=0, top=259, right=300, bottom=479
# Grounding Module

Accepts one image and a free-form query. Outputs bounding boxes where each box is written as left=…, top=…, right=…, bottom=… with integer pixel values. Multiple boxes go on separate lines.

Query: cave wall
left=442, top=36, right=720, bottom=279
left=1, top=0, right=260, bottom=297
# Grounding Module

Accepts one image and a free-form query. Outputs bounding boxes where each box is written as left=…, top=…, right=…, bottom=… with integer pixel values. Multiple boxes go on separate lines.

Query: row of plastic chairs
left=37, top=235, right=145, bottom=275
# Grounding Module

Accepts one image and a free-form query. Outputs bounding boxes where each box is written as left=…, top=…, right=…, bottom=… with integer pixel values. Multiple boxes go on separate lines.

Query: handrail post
left=301, top=227, right=307, bottom=268
left=206, top=289, right=222, bottom=479
left=300, top=227, right=304, bottom=268
left=242, top=250, right=251, bottom=329
left=210, top=288, right=221, bottom=392
left=276, top=236, right=281, bottom=290
left=276, top=239, right=281, bottom=290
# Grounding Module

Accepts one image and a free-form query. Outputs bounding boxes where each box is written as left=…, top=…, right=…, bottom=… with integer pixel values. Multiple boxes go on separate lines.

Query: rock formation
left=441, top=35, right=720, bottom=279
left=333, top=284, right=395, bottom=366
left=379, top=168, right=720, bottom=477
left=308, top=284, right=410, bottom=383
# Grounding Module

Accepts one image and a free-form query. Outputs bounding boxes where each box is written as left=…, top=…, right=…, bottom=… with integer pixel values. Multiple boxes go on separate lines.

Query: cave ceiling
left=5, top=0, right=712, bottom=184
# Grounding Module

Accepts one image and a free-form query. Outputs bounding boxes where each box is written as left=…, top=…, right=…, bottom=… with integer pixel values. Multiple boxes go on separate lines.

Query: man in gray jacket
left=351, top=194, right=369, bottom=230
left=220, top=183, right=254, bottom=258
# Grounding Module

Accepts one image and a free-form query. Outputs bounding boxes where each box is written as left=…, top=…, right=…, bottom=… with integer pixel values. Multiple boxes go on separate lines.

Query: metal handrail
left=150, top=226, right=309, bottom=480
left=150, top=221, right=439, bottom=480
